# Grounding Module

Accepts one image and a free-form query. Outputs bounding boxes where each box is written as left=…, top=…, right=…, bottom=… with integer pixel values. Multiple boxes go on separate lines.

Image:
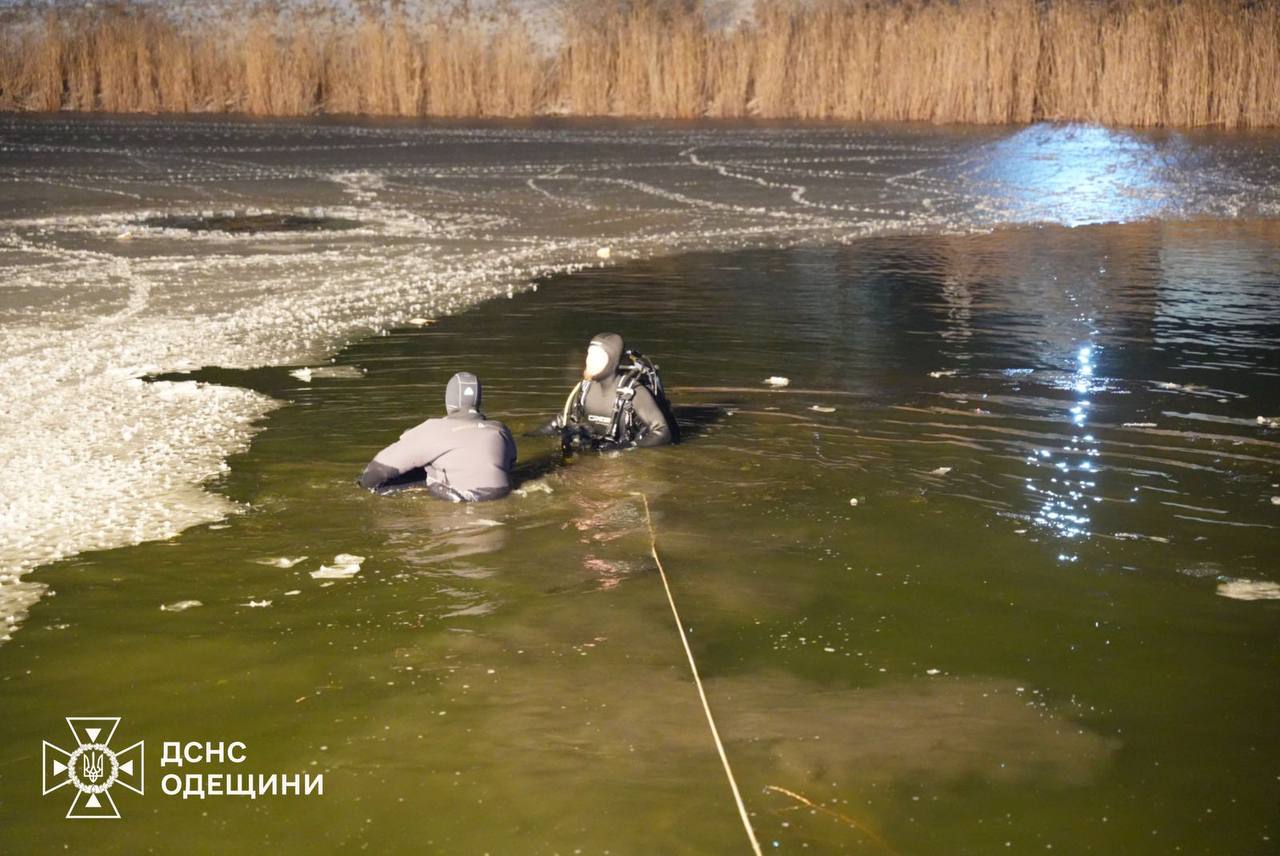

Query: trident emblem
left=42, top=717, right=144, bottom=819
left=82, top=750, right=105, bottom=783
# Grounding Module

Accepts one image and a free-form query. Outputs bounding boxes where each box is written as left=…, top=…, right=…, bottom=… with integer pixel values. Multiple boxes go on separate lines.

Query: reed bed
left=1, top=0, right=1276, bottom=127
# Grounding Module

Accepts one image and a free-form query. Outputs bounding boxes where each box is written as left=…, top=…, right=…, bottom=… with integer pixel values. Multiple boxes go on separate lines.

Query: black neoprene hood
left=587, top=333, right=624, bottom=381
left=445, top=371, right=482, bottom=414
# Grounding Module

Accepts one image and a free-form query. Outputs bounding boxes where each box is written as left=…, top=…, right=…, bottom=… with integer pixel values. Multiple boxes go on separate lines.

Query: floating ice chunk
left=1123, top=422, right=1158, bottom=428
left=764, top=376, right=790, bottom=387
left=513, top=479, right=553, bottom=497
left=311, top=554, right=364, bottom=579
left=930, top=467, right=953, bottom=476
left=243, top=599, right=272, bottom=608
left=928, top=370, right=958, bottom=378
left=284, top=590, right=301, bottom=596
left=926, top=668, right=941, bottom=676
left=1216, top=579, right=1280, bottom=601
left=596, top=246, right=611, bottom=259
left=256, top=556, right=308, bottom=569
left=1271, top=496, right=1280, bottom=506
left=408, top=318, right=436, bottom=326
left=290, top=368, right=313, bottom=383
left=1258, top=416, right=1280, bottom=428
left=160, top=600, right=202, bottom=612
left=809, top=405, right=836, bottom=413
left=308, top=365, right=364, bottom=379
left=849, top=497, right=860, bottom=507
left=311, top=565, right=360, bottom=580
left=1115, top=533, right=1170, bottom=543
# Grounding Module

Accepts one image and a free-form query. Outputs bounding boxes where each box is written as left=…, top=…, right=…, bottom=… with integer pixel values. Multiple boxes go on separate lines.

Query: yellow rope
left=559, top=381, right=583, bottom=426
left=764, top=785, right=896, bottom=853
left=632, top=491, right=763, bottom=856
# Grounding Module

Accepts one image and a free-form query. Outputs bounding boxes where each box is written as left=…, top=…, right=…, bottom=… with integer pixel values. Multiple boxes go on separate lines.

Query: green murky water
left=3, top=220, right=1278, bottom=853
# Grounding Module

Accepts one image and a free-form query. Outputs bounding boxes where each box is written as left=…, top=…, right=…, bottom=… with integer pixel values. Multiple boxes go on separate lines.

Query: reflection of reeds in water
left=1, top=0, right=1277, bottom=127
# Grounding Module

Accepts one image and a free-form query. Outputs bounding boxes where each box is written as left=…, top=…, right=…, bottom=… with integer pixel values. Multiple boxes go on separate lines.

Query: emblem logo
left=42, top=717, right=144, bottom=819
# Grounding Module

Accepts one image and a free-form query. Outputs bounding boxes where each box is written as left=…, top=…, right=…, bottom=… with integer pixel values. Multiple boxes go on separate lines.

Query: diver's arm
left=527, top=417, right=563, bottom=437
left=501, top=425, right=518, bottom=471
left=357, top=422, right=448, bottom=489
left=527, top=383, right=584, bottom=437
left=630, top=387, right=674, bottom=447
left=357, top=458, right=403, bottom=489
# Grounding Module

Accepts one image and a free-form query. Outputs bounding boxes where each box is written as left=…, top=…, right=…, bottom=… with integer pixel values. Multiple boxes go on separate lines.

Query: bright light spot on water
left=1030, top=338, right=1103, bottom=544
left=976, top=125, right=1176, bottom=227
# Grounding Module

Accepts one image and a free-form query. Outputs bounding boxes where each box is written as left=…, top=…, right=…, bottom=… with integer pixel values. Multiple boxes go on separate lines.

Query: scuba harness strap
left=560, top=349, right=671, bottom=448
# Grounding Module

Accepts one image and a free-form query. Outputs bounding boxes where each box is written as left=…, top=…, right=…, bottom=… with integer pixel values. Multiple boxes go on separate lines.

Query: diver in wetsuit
left=551, top=333, right=678, bottom=451
left=358, top=372, right=516, bottom=501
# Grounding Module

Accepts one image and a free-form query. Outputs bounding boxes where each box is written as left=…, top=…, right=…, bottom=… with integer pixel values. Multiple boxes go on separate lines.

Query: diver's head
left=445, top=371, right=482, bottom=415
left=584, top=333, right=624, bottom=381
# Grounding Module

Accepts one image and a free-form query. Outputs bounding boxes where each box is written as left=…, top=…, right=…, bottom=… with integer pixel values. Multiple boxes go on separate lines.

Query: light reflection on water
left=958, top=124, right=1272, bottom=227
left=1029, top=340, right=1102, bottom=554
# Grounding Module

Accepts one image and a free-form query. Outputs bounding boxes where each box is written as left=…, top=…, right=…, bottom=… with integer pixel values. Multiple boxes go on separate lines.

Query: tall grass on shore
left=2, top=0, right=1277, bottom=127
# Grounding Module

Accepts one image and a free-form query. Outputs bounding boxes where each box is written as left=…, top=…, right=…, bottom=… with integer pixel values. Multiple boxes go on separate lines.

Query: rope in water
left=632, top=491, right=763, bottom=856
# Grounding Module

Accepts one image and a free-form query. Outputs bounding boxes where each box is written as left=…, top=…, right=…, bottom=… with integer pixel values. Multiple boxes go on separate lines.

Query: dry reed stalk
left=0, top=0, right=1275, bottom=127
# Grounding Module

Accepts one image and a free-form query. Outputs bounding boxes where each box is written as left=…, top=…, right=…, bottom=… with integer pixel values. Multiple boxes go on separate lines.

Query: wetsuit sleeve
left=630, top=387, right=673, bottom=447
left=501, top=425, right=517, bottom=472
left=357, top=421, right=450, bottom=489
left=528, top=384, right=583, bottom=440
